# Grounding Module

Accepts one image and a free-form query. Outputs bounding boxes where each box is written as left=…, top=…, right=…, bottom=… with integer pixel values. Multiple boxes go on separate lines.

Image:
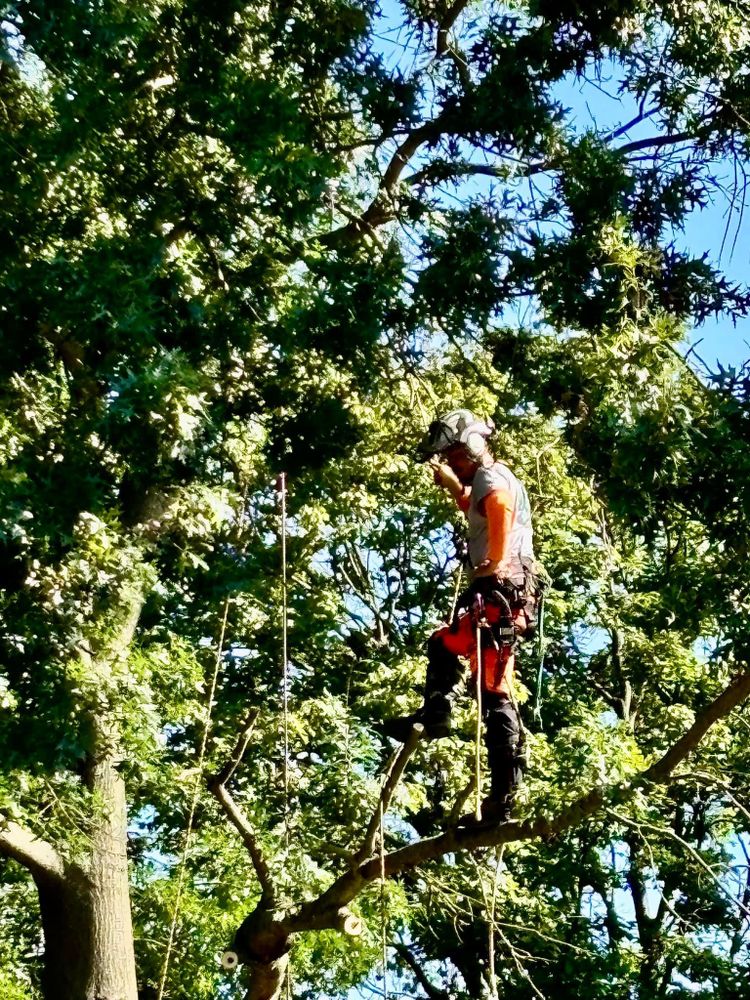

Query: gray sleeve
left=471, top=466, right=512, bottom=507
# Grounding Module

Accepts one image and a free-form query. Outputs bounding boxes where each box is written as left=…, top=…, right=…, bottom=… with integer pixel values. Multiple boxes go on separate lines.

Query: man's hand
left=429, top=458, right=462, bottom=492
left=473, top=559, right=511, bottom=579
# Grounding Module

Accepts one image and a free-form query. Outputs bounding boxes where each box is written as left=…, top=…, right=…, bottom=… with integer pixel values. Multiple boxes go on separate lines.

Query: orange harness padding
left=432, top=599, right=527, bottom=696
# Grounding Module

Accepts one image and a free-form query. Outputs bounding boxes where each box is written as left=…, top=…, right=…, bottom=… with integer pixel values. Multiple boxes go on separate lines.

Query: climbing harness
left=465, top=583, right=532, bottom=817
left=157, top=597, right=230, bottom=1000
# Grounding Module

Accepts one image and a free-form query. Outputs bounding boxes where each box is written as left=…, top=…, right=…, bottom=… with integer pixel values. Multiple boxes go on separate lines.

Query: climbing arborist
left=384, top=409, right=544, bottom=824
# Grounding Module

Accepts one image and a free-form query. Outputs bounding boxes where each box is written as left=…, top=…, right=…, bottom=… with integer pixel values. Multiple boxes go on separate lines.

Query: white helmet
left=419, top=409, right=495, bottom=460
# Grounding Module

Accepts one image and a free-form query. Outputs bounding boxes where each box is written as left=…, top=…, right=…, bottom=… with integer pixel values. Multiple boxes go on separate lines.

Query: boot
left=479, top=793, right=513, bottom=823
left=380, top=693, right=452, bottom=742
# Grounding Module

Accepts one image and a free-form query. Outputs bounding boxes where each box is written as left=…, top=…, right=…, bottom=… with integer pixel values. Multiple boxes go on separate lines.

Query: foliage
left=2, top=1, right=750, bottom=999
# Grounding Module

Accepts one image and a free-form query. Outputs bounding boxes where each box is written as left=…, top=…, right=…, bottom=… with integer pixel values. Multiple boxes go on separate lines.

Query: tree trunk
left=35, top=726, right=138, bottom=1000
left=244, top=955, right=290, bottom=1000
left=85, top=742, right=139, bottom=1000
left=233, top=905, right=293, bottom=1000
left=34, top=867, right=95, bottom=1000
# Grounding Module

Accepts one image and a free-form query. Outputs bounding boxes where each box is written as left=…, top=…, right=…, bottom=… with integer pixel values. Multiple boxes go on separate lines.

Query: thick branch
left=617, top=130, right=696, bottom=155
left=624, top=835, right=657, bottom=947
left=108, top=589, right=145, bottom=664
left=209, top=782, right=276, bottom=904
left=0, top=819, right=64, bottom=882
left=285, top=668, right=750, bottom=931
left=395, top=942, right=450, bottom=1000
left=319, top=112, right=452, bottom=246
left=356, top=723, right=423, bottom=863
left=208, top=710, right=274, bottom=902
left=645, top=669, right=750, bottom=782
left=406, top=160, right=509, bottom=187
left=436, top=0, right=472, bottom=91
left=436, top=0, right=470, bottom=56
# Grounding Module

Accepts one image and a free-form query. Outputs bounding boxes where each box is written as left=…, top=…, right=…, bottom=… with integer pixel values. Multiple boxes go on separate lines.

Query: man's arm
left=474, top=488, right=514, bottom=578
left=429, top=459, right=470, bottom=511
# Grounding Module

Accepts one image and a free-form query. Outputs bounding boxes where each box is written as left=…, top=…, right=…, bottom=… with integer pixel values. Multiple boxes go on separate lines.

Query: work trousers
left=423, top=596, right=525, bottom=803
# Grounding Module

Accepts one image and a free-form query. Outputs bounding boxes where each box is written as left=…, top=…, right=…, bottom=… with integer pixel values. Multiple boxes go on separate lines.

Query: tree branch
left=613, top=809, right=750, bottom=923
left=436, top=0, right=471, bottom=56
left=208, top=711, right=275, bottom=903
left=209, top=784, right=276, bottom=903
left=213, top=709, right=260, bottom=787
left=616, top=130, right=697, bottom=155
left=319, top=111, right=453, bottom=246
left=436, top=0, right=473, bottom=91
left=644, top=669, right=750, bottom=782
left=355, top=724, right=423, bottom=864
left=405, top=160, right=510, bottom=187
left=285, top=667, right=750, bottom=931
left=394, top=942, right=450, bottom=1000
left=0, top=818, right=65, bottom=882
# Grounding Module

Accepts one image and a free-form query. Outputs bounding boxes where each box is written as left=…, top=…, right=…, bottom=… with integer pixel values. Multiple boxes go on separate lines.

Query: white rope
left=379, top=798, right=389, bottom=1000
left=279, top=472, right=290, bottom=847
left=447, top=564, right=464, bottom=625
left=157, top=597, right=230, bottom=1000
left=475, top=622, right=483, bottom=821
left=487, top=847, right=504, bottom=1000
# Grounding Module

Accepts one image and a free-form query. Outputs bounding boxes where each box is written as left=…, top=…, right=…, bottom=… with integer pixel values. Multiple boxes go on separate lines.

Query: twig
left=610, top=810, right=750, bottom=922
left=497, top=926, right=546, bottom=1000
left=356, top=725, right=424, bottom=863
left=212, top=709, right=260, bottom=787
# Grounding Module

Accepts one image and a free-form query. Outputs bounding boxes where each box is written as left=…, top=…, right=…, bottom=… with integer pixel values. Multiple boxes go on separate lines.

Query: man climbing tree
left=384, top=409, right=543, bottom=825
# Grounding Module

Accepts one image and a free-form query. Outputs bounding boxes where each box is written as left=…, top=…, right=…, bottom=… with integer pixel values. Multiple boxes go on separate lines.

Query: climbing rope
left=447, top=564, right=464, bottom=625
left=156, top=596, right=230, bottom=1000
left=532, top=591, right=546, bottom=728
left=484, top=847, right=504, bottom=1000
left=379, top=798, right=389, bottom=1000
left=277, top=472, right=290, bottom=846
left=474, top=620, right=483, bottom=821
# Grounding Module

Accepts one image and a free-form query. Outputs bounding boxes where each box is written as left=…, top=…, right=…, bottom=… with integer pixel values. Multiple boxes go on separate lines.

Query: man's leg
left=482, top=692, right=522, bottom=821
left=383, top=616, right=471, bottom=741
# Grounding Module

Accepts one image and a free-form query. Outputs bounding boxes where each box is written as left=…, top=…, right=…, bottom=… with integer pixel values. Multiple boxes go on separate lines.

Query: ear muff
left=458, top=419, right=495, bottom=460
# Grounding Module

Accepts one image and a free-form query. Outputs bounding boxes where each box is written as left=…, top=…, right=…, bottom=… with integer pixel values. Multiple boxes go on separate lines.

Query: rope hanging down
left=157, top=597, right=230, bottom=1000
left=474, top=620, right=483, bottom=822
left=379, top=799, right=389, bottom=1000
left=532, top=592, right=547, bottom=728
left=277, top=473, right=290, bottom=845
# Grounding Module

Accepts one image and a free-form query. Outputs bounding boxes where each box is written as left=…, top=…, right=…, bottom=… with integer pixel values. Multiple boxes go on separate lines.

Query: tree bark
left=31, top=593, right=142, bottom=1000
left=83, top=733, right=139, bottom=1000
left=34, top=867, right=96, bottom=1000
left=244, top=955, right=290, bottom=1000
left=31, top=736, right=139, bottom=1000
